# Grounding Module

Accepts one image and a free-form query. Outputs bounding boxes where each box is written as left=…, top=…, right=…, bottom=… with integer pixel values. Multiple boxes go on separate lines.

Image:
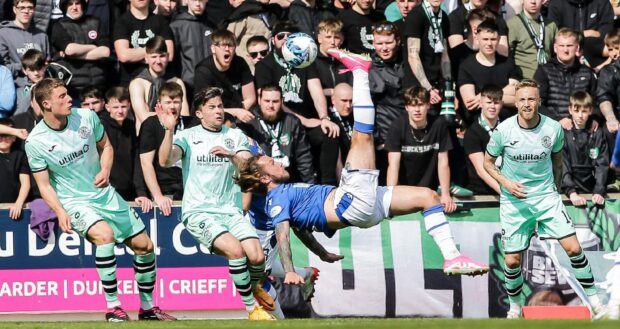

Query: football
left=281, top=32, right=318, bottom=69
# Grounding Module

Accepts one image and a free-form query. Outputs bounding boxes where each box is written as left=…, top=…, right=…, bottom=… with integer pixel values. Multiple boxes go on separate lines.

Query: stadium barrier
left=0, top=196, right=618, bottom=319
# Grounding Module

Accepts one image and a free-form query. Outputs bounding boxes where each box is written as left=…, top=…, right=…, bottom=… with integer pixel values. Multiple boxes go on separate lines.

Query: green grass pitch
left=2, top=319, right=620, bottom=329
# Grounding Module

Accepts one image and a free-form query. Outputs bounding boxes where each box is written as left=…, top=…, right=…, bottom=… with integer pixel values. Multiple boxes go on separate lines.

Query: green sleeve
left=25, top=140, right=48, bottom=172
left=486, top=129, right=504, bottom=157
left=173, top=129, right=188, bottom=156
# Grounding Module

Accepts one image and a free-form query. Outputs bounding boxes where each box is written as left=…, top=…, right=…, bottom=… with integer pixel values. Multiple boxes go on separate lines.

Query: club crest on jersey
left=78, top=126, right=91, bottom=139
left=279, top=133, right=290, bottom=146
left=270, top=205, right=283, bottom=217
left=224, top=138, right=235, bottom=150
left=74, top=218, right=86, bottom=231
left=589, top=147, right=599, bottom=159
left=541, top=136, right=552, bottom=149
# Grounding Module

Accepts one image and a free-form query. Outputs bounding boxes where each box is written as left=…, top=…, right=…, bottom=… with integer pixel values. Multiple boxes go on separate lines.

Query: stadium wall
left=0, top=198, right=618, bottom=319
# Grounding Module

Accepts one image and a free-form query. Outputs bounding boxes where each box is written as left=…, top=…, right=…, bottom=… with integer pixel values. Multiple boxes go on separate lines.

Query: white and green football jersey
left=25, top=108, right=122, bottom=208
left=486, top=114, right=564, bottom=200
left=174, top=125, right=250, bottom=218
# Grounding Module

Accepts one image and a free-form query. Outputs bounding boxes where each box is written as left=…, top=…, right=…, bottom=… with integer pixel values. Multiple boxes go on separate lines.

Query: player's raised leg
left=125, top=232, right=176, bottom=320
left=88, top=221, right=127, bottom=322
left=328, top=48, right=488, bottom=277
left=326, top=48, right=375, bottom=170
left=390, top=186, right=489, bottom=276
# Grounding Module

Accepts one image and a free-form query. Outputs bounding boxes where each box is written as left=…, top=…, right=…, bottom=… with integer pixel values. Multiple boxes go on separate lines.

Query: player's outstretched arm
left=292, top=227, right=344, bottom=263
left=230, top=150, right=251, bottom=169
left=484, top=152, right=526, bottom=198
left=32, top=170, right=72, bottom=233
left=210, top=147, right=251, bottom=169
left=275, top=221, right=305, bottom=285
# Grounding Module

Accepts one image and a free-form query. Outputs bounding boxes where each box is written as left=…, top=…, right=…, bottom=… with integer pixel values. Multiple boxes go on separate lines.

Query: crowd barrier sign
left=0, top=199, right=618, bottom=317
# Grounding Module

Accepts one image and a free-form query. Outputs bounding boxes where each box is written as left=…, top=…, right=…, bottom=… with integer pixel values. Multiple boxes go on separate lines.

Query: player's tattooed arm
left=292, top=227, right=344, bottom=263
left=275, top=221, right=294, bottom=273
left=275, top=221, right=305, bottom=284
left=552, top=151, right=563, bottom=191
left=407, top=37, right=433, bottom=91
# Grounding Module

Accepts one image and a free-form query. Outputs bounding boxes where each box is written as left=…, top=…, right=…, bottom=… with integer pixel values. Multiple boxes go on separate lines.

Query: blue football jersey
left=249, top=196, right=273, bottom=231
left=265, top=183, right=337, bottom=237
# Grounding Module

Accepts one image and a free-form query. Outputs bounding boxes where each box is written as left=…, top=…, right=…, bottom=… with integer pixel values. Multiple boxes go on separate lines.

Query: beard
left=262, top=110, right=280, bottom=123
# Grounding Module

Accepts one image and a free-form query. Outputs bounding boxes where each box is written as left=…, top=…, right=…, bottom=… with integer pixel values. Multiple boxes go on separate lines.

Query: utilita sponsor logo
left=59, top=144, right=90, bottom=166
left=510, top=152, right=547, bottom=161
left=196, top=154, right=228, bottom=163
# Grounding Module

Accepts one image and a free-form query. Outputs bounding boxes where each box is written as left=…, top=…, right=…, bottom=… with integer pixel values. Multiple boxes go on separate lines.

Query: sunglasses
left=372, top=23, right=398, bottom=34
left=275, top=32, right=290, bottom=41
left=249, top=49, right=269, bottom=59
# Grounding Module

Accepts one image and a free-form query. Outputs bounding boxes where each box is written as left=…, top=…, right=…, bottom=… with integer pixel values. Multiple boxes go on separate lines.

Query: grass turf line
left=2, top=319, right=620, bottom=329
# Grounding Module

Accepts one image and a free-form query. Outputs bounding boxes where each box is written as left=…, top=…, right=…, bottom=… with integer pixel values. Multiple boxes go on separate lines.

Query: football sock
left=569, top=251, right=597, bottom=296
left=229, top=257, right=255, bottom=311
left=263, top=279, right=285, bottom=319
left=249, top=262, right=266, bottom=289
left=134, top=252, right=156, bottom=310
left=352, top=70, right=374, bottom=134
left=422, top=204, right=461, bottom=260
left=504, top=264, right=525, bottom=306
left=270, top=261, right=311, bottom=279
left=96, top=243, right=121, bottom=308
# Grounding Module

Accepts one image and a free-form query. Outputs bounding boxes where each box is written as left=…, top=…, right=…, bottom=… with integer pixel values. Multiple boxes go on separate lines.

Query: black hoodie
left=98, top=111, right=148, bottom=200
left=562, top=119, right=609, bottom=196
left=548, top=0, right=614, bottom=36
left=170, top=9, right=213, bottom=88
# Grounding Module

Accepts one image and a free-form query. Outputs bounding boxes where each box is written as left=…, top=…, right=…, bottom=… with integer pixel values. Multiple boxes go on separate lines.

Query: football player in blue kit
left=235, top=49, right=489, bottom=286
left=245, top=137, right=343, bottom=318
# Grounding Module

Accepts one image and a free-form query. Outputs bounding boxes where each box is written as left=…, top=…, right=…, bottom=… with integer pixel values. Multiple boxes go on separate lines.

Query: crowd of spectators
left=2, top=0, right=620, bottom=216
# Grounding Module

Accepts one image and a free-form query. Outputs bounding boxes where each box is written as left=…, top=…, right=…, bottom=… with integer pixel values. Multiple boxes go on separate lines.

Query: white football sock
left=352, top=70, right=374, bottom=133
left=423, top=205, right=461, bottom=260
